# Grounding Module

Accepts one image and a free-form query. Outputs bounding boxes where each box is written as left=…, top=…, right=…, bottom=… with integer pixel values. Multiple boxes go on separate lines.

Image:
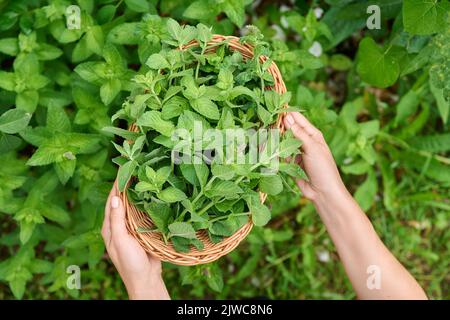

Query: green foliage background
left=0, top=0, right=449, bottom=299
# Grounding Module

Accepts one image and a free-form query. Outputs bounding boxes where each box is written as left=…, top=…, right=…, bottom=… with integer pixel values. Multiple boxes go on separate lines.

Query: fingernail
left=286, top=114, right=294, bottom=126
left=111, top=196, right=119, bottom=209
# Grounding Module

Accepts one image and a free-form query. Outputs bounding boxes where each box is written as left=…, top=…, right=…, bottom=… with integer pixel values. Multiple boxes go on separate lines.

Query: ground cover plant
left=0, top=0, right=448, bottom=299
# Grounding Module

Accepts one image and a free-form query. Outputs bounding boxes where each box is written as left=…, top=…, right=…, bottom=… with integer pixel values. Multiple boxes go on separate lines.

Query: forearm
left=313, top=188, right=427, bottom=300
left=126, top=274, right=171, bottom=300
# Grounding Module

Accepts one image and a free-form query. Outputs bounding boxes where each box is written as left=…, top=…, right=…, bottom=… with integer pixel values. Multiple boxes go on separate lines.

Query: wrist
left=312, top=181, right=350, bottom=208
left=311, top=183, right=357, bottom=226
left=126, top=274, right=170, bottom=300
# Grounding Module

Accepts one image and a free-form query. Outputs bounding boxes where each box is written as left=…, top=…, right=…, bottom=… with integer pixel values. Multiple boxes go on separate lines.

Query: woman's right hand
left=283, top=112, right=427, bottom=300
left=283, top=112, right=348, bottom=203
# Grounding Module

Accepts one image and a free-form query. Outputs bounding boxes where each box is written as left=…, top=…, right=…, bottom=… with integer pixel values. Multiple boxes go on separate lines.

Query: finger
left=296, top=179, right=317, bottom=201
left=102, top=183, right=116, bottom=243
left=289, top=112, right=319, bottom=136
left=291, top=112, right=326, bottom=143
left=109, top=192, right=128, bottom=238
left=283, top=117, right=313, bottom=154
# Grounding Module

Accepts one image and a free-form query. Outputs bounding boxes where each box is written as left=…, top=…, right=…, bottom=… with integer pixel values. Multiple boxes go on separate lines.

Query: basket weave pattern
left=118, top=35, right=287, bottom=266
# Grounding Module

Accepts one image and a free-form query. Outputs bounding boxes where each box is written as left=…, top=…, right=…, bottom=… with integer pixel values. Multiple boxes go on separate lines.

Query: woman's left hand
left=102, top=181, right=170, bottom=300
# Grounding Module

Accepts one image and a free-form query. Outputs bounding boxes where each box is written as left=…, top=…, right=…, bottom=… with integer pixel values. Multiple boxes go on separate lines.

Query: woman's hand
left=102, top=182, right=170, bottom=300
left=283, top=112, right=347, bottom=203
left=283, top=111, right=427, bottom=300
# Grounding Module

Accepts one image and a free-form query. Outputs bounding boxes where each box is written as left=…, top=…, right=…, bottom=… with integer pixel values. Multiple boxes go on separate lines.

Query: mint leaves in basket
left=107, top=21, right=305, bottom=253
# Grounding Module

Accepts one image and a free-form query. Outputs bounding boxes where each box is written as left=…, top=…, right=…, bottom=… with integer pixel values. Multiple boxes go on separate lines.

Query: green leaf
left=209, top=220, right=234, bottom=237
left=184, top=1, right=218, bottom=20
left=278, top=137, right=302, bottom=158
left=8, top=268, right=32, bottom=299
left=16, top=90, right=39, bottom=113
left=217, top=69, right=234, bottom=90
left=35, top=44, right=63, bottom=60
left=14, top=53, right=39, bottom=75
left=170, top=237, right=191, bottom=252
left=40, top=203, right=71, bottom=226
left=146, top=53, right=170, bottom=69
left=205, top=263, right=223, bottom=292
left=298, top=49, right=324, bottom=69
left=125, top=0, right=150, bottom=12
left=180, top=164, right=200, bottom=186
left=329, top=54, right=353, bottom=71
left=16, top=207, right=45, bottom=244
left=166, top=18, right=182, bottom=42
left=162, top=96, right=189, bottom=120
left=103, top=43, right=124, bottom=67
left=131, top=135, right=146, bottom=157
left=211, top=164, right=235, bottom=180
left=257, top=105, right=272, bottom=126
left=354, top=169, right=377, bottom=211
left=157, top=186, right=187, bottom=203
left=156, top=166, right=172, bottom=186
left=85, top=26, right=104, bottom=55
left=249, top=198, right=271, bottom=226
left=74, top=62, right=105, bottom=84
left=135, top=181, right=158, bottom=192
left=259, top=175, right=283, bottom=195
left=100, top=78, right=121, bottom=105
left=166, top=18, right=197, bottom=46
left=409, top=133, right=450, bottom=153
left=197, top=23, right=213, bottom=44
left=395, top=90, right=421, bottom=125
left=136, top=111, right=175, bottom=137
left=0, top=133, right=22, bottom=153
left=0, top=37, right=18, bottom=56
left=102, top=127, right=141, bottom=140
left=107, top=22, right=140, bottom=45
left=146, top=202, right=171, bottom=233
left=47, top=105, right=71, bottom=132
left=0, top=109, right=31, bottom=134
left=181, top=75, right=200, bottom=100
left=54, top=158, right=76, bottom=185
left=0, top=71, right=15, bottom=91
left=222, top=0, right=247, bottom=27
left=97, top=4, right=117, bottom=24
left=168, top=222, right=197, bottom=239
left=403, top=0, right=450, bottom=35
left=191, top=97, right=220, bottom=120
left=71, top=40, right=90, bottom=63
left=430, top=80, right=449, bottom=124
left=27, top=133, right=100, bottom=166
left=194, top=162, right=209, bottom=188
left=356, top=37, right=400, bottom=88
left=117, top=160, right=138, bottom=192
left=205, top=180, right=243, bottom=199
left=278, top=162, right=308, bottom=180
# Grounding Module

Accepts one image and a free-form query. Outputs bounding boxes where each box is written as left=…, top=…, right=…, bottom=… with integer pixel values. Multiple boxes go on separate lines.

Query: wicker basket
left=118, top=35, right=287, bottom=266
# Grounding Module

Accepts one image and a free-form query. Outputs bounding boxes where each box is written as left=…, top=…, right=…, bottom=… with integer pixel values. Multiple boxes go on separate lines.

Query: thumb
left=109, top=195, right=128, bottom=236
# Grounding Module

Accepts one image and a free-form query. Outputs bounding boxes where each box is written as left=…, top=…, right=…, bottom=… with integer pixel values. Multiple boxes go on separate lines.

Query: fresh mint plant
left=107, top=21, right=303, bottom=252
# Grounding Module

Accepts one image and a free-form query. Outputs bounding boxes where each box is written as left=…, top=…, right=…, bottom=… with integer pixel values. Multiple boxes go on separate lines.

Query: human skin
left=102, top=181, right=170, bottom=300
left=102, top=111, right=427, bottom=300
left=283, top=111, right=427, bottom=300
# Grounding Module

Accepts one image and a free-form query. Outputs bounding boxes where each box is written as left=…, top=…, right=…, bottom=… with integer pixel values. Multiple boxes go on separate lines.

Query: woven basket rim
left=118, top=34, right=287, bottom=266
